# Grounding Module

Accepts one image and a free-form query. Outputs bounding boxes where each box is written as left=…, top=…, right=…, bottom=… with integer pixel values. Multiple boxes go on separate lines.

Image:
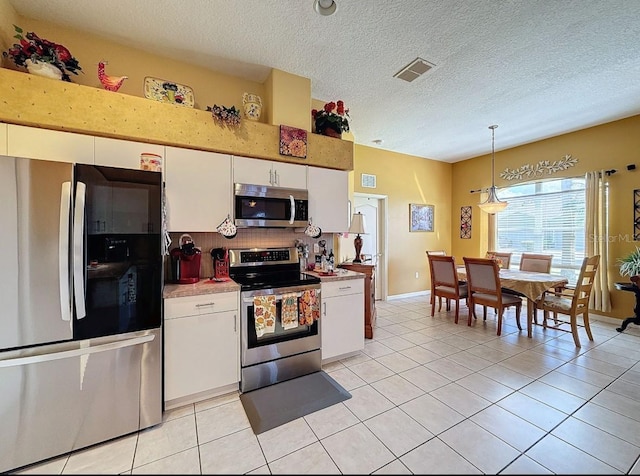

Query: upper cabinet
left=307, top=167, right=349, bottom=232
left=233, top=156, right=307, bottom=189
left=7, top=124, right=94, bottom=164
left=0, top=123, right=6, bottom=155
left=165, top=147, right=232, bottom=232
left=95, top=137, right=164, bottom=170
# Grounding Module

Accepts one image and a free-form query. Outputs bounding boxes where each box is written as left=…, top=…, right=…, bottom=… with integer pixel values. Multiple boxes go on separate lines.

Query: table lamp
left=348, top=212, right=366, bottom=263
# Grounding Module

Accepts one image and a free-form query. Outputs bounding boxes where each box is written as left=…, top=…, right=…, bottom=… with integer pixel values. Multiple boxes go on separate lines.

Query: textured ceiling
left=10, top=0, right=640, bottom=162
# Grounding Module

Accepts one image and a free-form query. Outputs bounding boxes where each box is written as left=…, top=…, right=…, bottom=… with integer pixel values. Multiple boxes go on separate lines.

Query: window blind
left=495, top=177, right=585, bottom=284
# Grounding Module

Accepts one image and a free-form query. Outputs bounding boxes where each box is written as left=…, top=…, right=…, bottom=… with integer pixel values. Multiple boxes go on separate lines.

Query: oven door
left=240, top=284, right=321, bottom=367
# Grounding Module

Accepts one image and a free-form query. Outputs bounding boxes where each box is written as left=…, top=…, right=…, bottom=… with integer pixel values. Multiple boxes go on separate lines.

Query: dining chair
left=519, top=253, right=553, bottom=273
left=486, top=251, right=513, bottom=269
left=426, top=250, right=449, bottom=310
left=514, top=253, right=554, bottom=323
left=463, top=257, right=522, bottom=336
left=536, top=255, right=600, bottom=347
left=427, top=254, right=468, bottom=323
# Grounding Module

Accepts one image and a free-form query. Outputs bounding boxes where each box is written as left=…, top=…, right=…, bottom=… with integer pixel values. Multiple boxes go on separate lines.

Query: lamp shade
left=478, top=125, right=508, bottom=214
left=348, top=212, right=366, bottom=235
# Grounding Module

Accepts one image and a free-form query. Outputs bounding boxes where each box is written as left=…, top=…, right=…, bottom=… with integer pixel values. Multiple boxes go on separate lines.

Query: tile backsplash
left=166, top=229, right=337, bottom=280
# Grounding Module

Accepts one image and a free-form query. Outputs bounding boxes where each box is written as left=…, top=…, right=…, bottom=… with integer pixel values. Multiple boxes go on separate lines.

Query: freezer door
left=0, top=156, right=74, bottom=350
left=0, top=328, right=162, bottom=473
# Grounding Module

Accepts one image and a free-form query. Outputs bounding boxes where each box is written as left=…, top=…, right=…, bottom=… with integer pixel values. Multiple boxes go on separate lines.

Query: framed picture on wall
left=409, top=203, right=434, bottom=232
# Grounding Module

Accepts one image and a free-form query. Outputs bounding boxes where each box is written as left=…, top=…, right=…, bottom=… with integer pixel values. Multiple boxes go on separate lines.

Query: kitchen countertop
left=303, top=269, right=365, bottom=282
left=163, top=278, right=240, bottom=299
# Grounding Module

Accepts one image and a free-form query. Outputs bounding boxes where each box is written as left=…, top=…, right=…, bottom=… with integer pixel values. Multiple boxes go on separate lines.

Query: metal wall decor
left=500, top=154, right=578, bottom=181
left=635, top=189, right=640, bottom=241
left=460, top=206, right=472, bottom=239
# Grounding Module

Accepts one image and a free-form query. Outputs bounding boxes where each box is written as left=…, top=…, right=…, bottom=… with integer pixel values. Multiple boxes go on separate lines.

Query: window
left=495, top=177, right=585, bottom=284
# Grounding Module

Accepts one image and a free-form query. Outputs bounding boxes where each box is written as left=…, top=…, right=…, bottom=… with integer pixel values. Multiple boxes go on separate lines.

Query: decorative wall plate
left=143, top=77, right=194, bottom=107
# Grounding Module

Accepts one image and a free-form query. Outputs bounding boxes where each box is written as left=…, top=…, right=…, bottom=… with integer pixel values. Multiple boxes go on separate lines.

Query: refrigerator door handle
left=0, top=333, right=155, bottom=368
left=59, top=182, right=72, bottom=322
left=73, top=182, right=87, bottom=319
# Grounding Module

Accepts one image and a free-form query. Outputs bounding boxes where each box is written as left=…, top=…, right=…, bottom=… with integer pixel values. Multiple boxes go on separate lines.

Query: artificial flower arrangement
left=311, top=100, right=350, bottom=136
left=2, top=25, right=82, bottom=81
left=207, top=104, right=241, bottom=126
left=618, top=246, right=640, bottom=278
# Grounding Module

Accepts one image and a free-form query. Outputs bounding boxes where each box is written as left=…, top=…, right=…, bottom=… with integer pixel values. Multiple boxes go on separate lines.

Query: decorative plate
left=143, top=77, right=194, bottom=107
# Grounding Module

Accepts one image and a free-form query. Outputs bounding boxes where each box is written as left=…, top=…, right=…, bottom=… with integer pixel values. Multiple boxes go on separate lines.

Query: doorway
left=353, top=193, right=387, bottom=301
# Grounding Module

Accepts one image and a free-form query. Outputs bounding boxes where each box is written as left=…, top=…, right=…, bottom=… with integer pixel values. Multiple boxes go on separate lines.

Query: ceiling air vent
left=393, top=57, right=435, bottom=82
left=362, top=173, right=376, bottom=188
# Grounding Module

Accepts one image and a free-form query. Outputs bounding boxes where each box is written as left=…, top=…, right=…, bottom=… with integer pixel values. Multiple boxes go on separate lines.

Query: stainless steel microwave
left=234, top=183, right=309, bottom=228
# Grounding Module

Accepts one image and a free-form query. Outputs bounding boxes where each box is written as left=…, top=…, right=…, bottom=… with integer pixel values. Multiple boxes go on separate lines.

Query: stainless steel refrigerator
left=0, top=157, right=163, bottom=472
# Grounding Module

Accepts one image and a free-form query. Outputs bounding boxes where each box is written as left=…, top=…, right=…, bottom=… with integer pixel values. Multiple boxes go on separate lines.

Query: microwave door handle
left=59, top=182, right=72, bottom=322
left=73, top=182, right=87, bottom=319
left=289, top=194, right=295, bottom=224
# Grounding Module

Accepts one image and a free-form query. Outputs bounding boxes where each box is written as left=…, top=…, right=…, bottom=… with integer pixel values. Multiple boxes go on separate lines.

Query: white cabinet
left=321, top=278, right=365, bottom=362
left=165, top=147, right=232, bottom=232
left=164, top=291, right=239, bottom=406
left=0, top=123, right=7, bottom=155
left=7, top=124, right=94, bottom=164
left=233, top=156, right=307, bottom=189
left=307, top=167, right=349, bottom=232
left=95, top=136, right=164, bottom=170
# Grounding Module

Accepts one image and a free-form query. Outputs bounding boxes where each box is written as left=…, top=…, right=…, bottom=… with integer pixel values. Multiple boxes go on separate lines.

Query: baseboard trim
left=387, top=290, right=429, bottom=300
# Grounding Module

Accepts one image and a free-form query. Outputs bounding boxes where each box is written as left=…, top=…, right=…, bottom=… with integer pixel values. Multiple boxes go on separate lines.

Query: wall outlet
left=415, top=272, right=419, bottom=279
left=313, top=243, right=320, bottom=253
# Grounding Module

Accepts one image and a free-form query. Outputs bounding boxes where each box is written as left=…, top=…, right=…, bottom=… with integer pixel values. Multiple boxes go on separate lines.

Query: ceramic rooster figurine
left=97, top=61, right=128, bottom=92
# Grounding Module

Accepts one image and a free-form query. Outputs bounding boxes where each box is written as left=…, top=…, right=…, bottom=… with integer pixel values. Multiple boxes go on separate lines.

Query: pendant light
left=478, top=124, right=508, bottom=213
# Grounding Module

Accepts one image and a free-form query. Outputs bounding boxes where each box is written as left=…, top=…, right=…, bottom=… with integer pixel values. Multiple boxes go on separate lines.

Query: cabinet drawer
left=322, top=279, right=364, bottom=298
left=165, top=292, right=238, bottom=319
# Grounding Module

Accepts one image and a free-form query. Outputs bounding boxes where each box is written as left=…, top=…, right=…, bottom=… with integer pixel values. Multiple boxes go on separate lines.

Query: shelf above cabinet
left=0, top=68, right=353, bottom=171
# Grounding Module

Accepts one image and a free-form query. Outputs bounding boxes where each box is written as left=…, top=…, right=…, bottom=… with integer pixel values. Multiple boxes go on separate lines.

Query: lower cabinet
left=321, top=279, right=365, bottom=363
left=164, top=291, right=239, bottom=408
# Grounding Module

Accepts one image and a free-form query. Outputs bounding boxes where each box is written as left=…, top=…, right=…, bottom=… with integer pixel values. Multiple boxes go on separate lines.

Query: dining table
left=456, top=267, right=569, bottom=337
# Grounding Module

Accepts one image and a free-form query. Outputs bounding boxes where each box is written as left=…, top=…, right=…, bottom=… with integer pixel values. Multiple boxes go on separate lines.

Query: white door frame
left=354, top=192, right=388, bottom=301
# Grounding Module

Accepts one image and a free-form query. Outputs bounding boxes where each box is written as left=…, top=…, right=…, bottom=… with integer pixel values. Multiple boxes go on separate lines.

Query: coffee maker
left=170, top=234, right=202, bottom=284
left=210, top=247, right=230, bottom=280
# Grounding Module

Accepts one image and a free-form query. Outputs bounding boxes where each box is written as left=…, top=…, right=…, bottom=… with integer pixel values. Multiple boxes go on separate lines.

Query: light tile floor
left=13, top=296, right=640, bottom=475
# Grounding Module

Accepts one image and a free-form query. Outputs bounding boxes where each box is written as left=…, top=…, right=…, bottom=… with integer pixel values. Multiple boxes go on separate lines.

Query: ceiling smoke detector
left=393, top=57, right=435, bottom=82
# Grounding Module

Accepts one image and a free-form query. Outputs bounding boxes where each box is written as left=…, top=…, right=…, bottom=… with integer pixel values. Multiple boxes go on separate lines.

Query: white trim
left=387, top=290, right=429, bottom=300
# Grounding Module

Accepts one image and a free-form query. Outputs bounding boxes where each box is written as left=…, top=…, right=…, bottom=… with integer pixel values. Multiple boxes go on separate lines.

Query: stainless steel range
left=229, top=247, right=322, bottom=393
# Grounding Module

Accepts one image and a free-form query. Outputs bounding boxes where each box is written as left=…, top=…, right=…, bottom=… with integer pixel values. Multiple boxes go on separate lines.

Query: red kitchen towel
left=254, top=295, right=276, bottom=336
left=281, top=292, right=299, bottom=330
left=299, top=289, right=320, bottom=326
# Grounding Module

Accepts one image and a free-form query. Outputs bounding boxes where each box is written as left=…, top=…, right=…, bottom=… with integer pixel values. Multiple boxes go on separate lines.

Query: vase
left=242, top=92, right=262, bottom=121
left=25, top=59, right=63, bottom=80
left=320, top=126, right=342, bottom=139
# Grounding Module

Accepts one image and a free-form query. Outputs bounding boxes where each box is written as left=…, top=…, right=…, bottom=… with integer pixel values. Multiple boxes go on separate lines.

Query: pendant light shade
left=478, top=125, right=508, bottom=213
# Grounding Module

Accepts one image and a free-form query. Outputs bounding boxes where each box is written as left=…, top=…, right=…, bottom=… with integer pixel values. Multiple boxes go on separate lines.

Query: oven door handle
left=242, top=289, right=321, bottom=304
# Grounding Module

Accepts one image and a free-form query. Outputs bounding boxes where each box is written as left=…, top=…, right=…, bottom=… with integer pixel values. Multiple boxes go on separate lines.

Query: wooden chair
left=426, top=250, right=449, bottom=310
left=427, top=254, right=468, bottom=323
left=519, top=253, right=553, bottom=273
left=463, top=257, right=522, bottom=336
left=516, top=253, right=554, bottom=322
left=536, top=255, right=600, bottom=347
left=486, top=251, right=513, bottom=269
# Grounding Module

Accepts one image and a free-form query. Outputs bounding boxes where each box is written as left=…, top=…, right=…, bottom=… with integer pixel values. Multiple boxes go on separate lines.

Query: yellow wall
left=0, top=0, right=18, bottom=52
left=268, top=69, right=311, bottom=131
left=452, top=115, right=640, bottom=320
left=352, top=144, right=452, bottom=296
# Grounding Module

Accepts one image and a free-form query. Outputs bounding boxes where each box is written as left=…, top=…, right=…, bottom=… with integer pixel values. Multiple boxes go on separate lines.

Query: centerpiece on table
left=2, top=25, right=82, bottom=82
left=311, top=100, right=350, bottom=138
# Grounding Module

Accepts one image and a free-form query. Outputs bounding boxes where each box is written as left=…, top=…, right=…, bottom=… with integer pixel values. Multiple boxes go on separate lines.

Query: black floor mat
left=239, top=371, right=351, bottom=434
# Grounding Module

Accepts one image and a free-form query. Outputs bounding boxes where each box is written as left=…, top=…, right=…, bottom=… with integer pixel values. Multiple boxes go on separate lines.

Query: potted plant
left=2, top=25, right=82, bottom=82
left=618, top=246, right=640, bottom=279
left=311, top=100, right=350, bottom=138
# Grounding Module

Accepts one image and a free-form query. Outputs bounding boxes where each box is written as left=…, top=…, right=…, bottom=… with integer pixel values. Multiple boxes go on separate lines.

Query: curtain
left=585, top=171, right=611, bottom=312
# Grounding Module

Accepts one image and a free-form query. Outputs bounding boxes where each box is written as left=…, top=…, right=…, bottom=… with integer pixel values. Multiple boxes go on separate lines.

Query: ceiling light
left=372, top=139, right=383, bottom=145
left=314, top=0, right=337, bottom=16
left=478, top=125, right=508, bottom=214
